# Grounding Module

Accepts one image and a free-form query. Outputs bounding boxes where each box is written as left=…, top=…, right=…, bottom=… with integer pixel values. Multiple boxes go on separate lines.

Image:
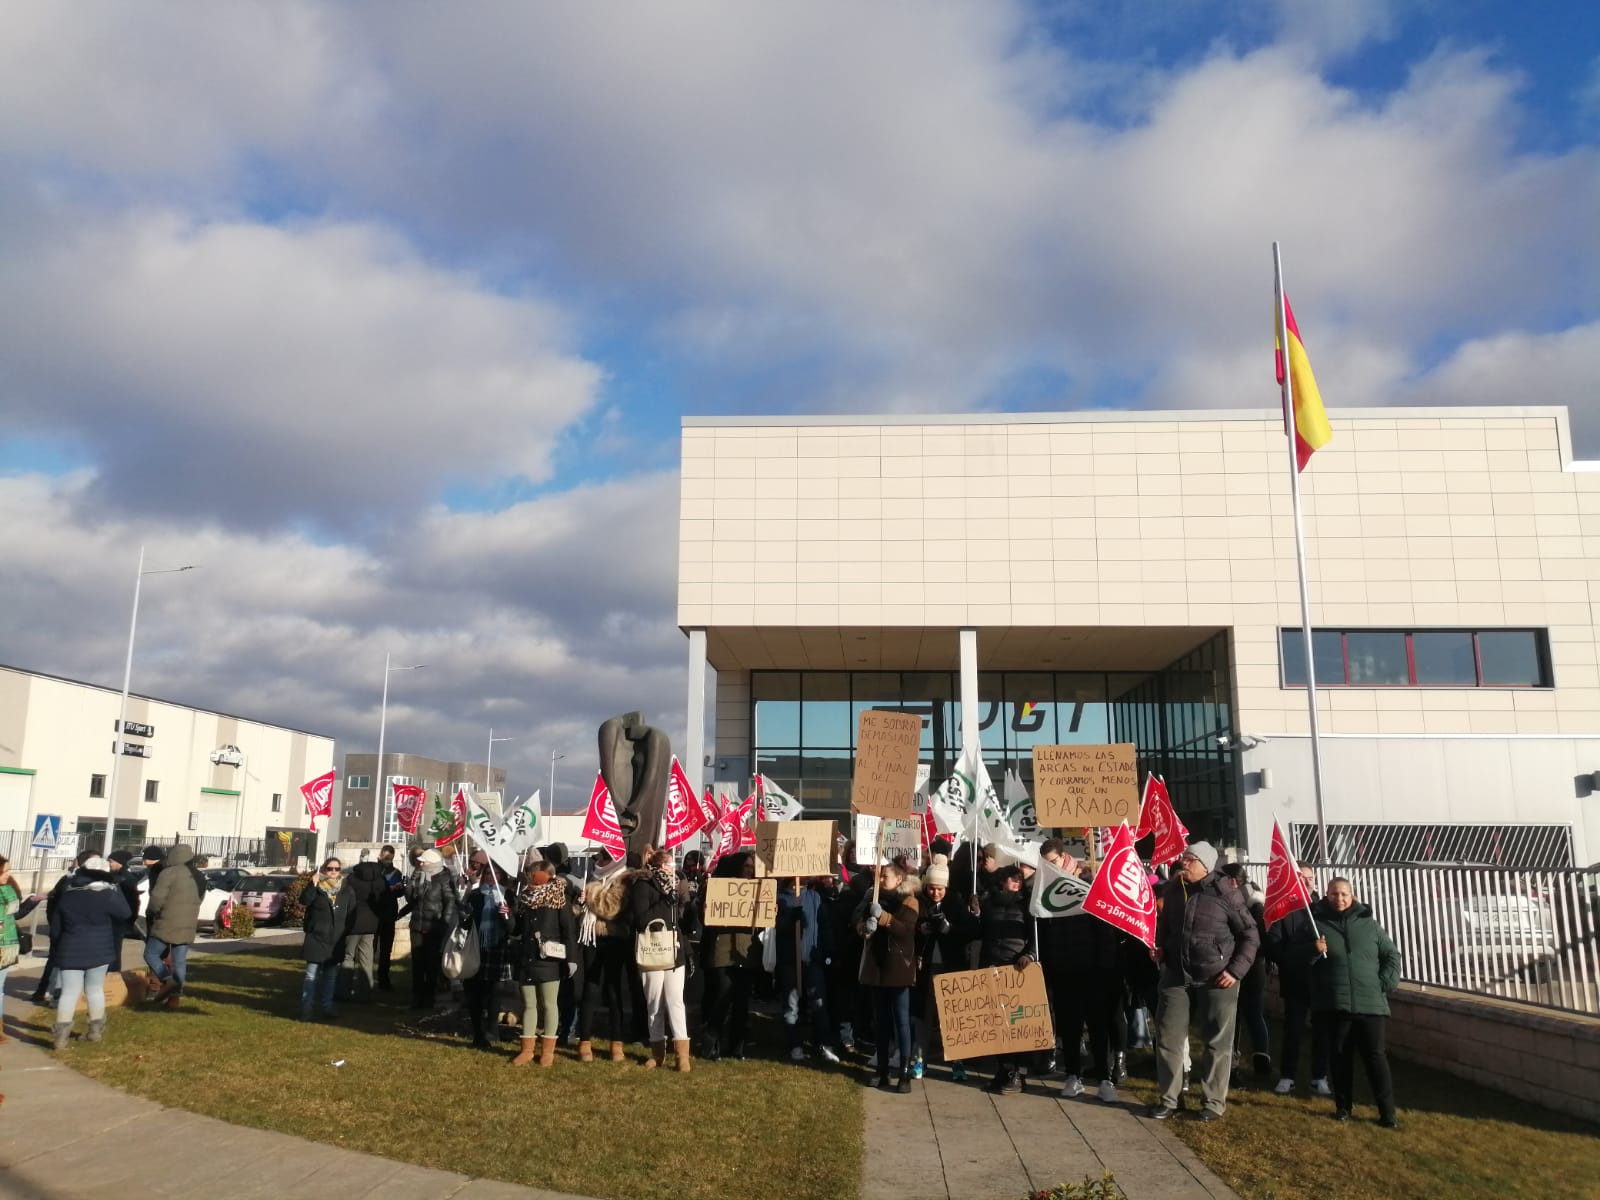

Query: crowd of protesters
left=5, top=830, right=1401, bottom=1127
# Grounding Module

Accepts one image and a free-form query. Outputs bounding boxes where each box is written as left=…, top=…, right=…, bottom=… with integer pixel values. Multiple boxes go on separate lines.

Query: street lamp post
left=375, top=653, right=425, bottom=844
left=486, top=729, right=514, bottom=798
left=103, top=546, right=197, bottom=856
left=548, top=750, right=565, bottom=834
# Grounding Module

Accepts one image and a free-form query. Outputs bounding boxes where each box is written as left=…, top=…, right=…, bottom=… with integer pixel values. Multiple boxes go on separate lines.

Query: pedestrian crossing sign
left=31, top=813, right=61, bottom=851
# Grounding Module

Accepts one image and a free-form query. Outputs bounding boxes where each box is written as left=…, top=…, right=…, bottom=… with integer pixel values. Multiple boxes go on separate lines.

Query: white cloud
left=0, top=207, right=602, bottom=527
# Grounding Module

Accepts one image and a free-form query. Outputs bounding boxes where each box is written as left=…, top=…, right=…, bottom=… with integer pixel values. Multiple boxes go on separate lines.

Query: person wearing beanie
left=1147, top=841, right=1259, bottom=1122
left=406, top=847, right=461, bottom=1010
left=914, top=854, right=978, bottom=1081
left=47, top=853, right=131, bottom=1049
left=976, top=865, right=1035, bottom=1095
left=105, top=851, right=140, bottom=942
left=143, top=843, right=205, bottom=1008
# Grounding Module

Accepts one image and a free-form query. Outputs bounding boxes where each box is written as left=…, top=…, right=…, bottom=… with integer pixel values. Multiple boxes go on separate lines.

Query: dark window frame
left=1281, top=627, right=1552, bottom=689
left=89, top=774, right=106, bottom=798
left=143, top=779, right=160, bottom=803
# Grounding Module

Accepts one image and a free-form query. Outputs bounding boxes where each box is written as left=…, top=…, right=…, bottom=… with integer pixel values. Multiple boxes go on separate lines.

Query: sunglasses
left=323, top=866, right=342, bottom=873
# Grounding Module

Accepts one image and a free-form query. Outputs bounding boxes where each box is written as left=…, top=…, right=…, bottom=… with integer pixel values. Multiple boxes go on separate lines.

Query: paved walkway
left=862, top=1077, right=1240, bottom=1200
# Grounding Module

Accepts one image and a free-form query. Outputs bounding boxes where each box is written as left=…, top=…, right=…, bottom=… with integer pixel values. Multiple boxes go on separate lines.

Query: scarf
left=518, top=879, right=566, bottom=912
left=316, top=875, right=342, bottom=900
left=646, top=866, right=676, bottom=897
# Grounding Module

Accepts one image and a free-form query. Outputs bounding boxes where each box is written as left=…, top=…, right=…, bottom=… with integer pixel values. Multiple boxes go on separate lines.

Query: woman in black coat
left=300, top=858, right=353, bottom=1021
left=49, top=854, right=132, bottom=1049
left=631, top=850, right=699, bottom=1071
left=974, top=865, right=1034, bottom=1096
left=510, top=861, right=577, bottom=1067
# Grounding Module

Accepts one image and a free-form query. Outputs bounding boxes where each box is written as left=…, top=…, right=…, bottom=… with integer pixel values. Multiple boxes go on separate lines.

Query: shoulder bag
left=635, top=918, right=678, bottom=971
left=441, top=920, right=480, bottom=980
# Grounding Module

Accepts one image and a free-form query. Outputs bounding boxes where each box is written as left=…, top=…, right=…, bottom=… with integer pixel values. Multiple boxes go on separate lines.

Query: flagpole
left=1274, top=241, right=1331, bottom=866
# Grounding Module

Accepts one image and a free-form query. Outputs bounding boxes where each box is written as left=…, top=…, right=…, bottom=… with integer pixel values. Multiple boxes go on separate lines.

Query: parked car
left=136, top=872, right=238, bottom=929
left=230, top=873, right=300, bottom=925
left=204, top=867, right=251, bottom=896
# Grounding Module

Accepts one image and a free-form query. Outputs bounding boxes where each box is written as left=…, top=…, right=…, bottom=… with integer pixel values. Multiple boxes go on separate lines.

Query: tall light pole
left=548, top=750, right=565, bottom=833
left=103, top=546, right=197, bottom=856
left=486, top=729, right=514, bottom=799
left=375, top=653, right=425, bottom=843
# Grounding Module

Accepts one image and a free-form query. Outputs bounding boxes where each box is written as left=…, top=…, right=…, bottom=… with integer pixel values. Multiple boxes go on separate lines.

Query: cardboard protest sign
left=754, top=819, right=835, bottom=877
left=933, top=963, right=1056, bottom=1061
left=702, top=877, right=780, bottom=928
left=851, top=709, right=923, bottom=818
left=853, top=813, right=924, bottom=870
left=1031, top=743, right=1139, bottom=828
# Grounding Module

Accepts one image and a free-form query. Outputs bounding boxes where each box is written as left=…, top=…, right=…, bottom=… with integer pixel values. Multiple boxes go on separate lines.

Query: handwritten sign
left=1032, top=743, right=1139, bottom=828
left=933, top=963, right=1056, bottom=1061
left=853, top=813, right=924, bottom=870
left=851, top=710, right=923, bottom=818
left=702, top=877, right=779, bottom=928
left=754, top=819, right=835, bottom=877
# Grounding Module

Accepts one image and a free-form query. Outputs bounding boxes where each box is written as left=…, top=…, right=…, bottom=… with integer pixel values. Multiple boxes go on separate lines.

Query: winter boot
left=510, top=1037, right=538, bottom=1066
left=702, top=1029, right=722, bottom=1061
left=539, top=1036, right=558, bottom=1067
left=644, top=1039, right=667, bottom=1069
left=674, top=1039, right=692, bottom=1073
left=611, top=1040, right=627, bottom=1062
left=52, top=1022, right=72, bottom=1050
left=85, top=1019, right=106, bottom=1043
left=578, top=1039, right=594, bottom=1062
left=895, top=1069, right=913, bottom=1094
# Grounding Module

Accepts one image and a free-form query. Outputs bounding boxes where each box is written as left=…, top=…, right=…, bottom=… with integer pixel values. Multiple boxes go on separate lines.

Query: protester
left=631, top=849, right=697, bottom=1072
left=778, top=876, right=842, bottom=1065
left=1306, top=877, right=1402, bottom=1127
left=0, top=854, right=43, bottom=1041
left=462, top=853, right=513, bottom=1050
left=105, top=851, right=140, bottom=941
left=700, top=850, right=758, bottom=1061
left=829, top=845, right=874, bottom=1056
left=48, top=854, right=132, bottom=1049
left=1148, top=842, right=1259, bottom=1121
left=406, top=848, right=460, bottom=1010
left=374, top=844, right=405, bottom=989
left=144, top=842, right=205, bottom=1008
left=1221, top=863, right=1273, bottom=1084
left=510, top=860, right=576, bottom=1066
left=1265, top=861, right=1332, bottom=1096
left=913, top=853, right=977, bottom=1082
left=31, top=848, right=95, bottom=1006
left=1038, top=847, right=1126, bottom=1103
left=300, top=858, right=352, bottom=1021
left=342, top=855, right=388, bottom=1000
left=859, top=861, right=920, bottom=1093
left=975, top=864, right=1033, bottom=1095
left=582, top=852, right=637, bottom=1062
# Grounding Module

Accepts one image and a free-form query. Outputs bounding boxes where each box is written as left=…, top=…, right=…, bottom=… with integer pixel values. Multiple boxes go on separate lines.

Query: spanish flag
left=1276, top=296, right=1332, bottom=470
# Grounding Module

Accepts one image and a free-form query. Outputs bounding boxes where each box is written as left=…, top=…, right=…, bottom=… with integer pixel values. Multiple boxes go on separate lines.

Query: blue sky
left=0, top=1, right=1594, bottom=802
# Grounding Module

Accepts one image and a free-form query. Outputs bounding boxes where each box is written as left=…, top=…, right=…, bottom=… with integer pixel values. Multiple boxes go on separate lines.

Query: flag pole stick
left=1274, top=241, right=1331, bottom=865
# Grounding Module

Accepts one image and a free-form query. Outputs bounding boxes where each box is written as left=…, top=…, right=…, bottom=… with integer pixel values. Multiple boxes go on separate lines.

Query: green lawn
left=23, top=946, right=863, bottom=1200
left=1114, top=1045, right=1600, bottom=1200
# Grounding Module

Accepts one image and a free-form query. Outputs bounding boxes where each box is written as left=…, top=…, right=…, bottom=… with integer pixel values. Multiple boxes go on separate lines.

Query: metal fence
left=0, top=830, right=299, bottom=870
left=1242, top=861, right=1600, bottom=1017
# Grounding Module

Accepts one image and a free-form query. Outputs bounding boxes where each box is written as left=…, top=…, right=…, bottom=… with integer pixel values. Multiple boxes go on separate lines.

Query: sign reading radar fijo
left=851, top=709, right=923, bottom=819
left=933, top=963, right=1056, bottom=1061
left=1031, top=743, right=1139, bottom=828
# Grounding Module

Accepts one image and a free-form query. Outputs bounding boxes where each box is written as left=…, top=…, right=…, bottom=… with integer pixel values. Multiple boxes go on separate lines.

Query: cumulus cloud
left=0, top=207, right=601, bottom=529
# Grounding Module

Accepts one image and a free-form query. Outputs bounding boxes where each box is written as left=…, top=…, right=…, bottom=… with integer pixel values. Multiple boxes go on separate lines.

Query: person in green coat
left=1307, top=878, right=1402, bottom=1128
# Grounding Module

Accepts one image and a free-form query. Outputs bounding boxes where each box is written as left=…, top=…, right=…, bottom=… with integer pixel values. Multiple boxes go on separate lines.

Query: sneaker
left=1147, top=1104, right=1176, bottom=1120
left=1097, top=1080, right=1118, bottom=1104
left=1312, top=1077, right=1334, bottom=1097
left=818, top=1045, right=841, bottom=1065
left=1197, top=1110, right=1222, bottom=1123
left=999, top=1069, right=1023, bottom=1096
left=1378, top=1114, right=1400, bottom=1130
left=789, top=1046, right=806, bottom=1063
left=1273, top=1077, right=1295, bottom=1095
left=1061, top=1075, right=1083, bottom=1098
left=1333, top=1109, right=1351, bottom=1123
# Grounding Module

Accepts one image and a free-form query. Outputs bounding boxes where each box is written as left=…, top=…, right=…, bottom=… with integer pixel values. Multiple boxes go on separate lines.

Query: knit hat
left=108, top=850, right=134, bottom=867
left=142, top=845, right=165, bottom=861
left=923, top=854, right=950, bottom=889
left=82, top=854, right=109, bottom=873
left=1184, top=841, right=1219, bottom=873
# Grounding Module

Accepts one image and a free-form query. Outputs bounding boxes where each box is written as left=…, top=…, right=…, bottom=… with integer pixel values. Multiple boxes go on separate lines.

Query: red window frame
left=1281, top=628, right=1550, bottom=690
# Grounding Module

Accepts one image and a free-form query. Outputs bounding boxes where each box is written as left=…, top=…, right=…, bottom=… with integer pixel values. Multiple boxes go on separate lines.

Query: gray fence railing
left=1242, top=861, right=1600, bottom=1017
left=0, top=830, right=294, bottom=870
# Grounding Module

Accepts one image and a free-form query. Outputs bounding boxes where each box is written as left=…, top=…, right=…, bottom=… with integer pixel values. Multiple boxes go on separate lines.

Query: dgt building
left=675, top=406, right=1600, bottom=867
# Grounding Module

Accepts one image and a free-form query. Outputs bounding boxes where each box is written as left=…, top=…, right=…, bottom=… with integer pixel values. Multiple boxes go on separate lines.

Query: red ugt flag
left=392, top=783, right=427, bottom=835
left=1135, top=773, right=1190, bottom=866
left=300, top=770, right=335, bottom=833
left=580, top=772, right=626, bottom=856
left=1263, top=819, right=1314, bottom=929
left=1083, top=822, right=1157, bottom=949
left=664, top=756, right=709, bottom=849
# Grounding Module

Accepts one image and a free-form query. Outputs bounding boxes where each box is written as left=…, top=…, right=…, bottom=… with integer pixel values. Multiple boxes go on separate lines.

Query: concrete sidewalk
left=0, top=1038, right=593, bottom=1200
left=863, top=1076, right=1240, bottom=1200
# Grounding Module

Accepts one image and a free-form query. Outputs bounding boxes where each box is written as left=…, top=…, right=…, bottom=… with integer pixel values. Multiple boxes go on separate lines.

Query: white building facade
left=0, top=664, right=335, bottom=860
left=677, top=406, right=1600, bottom=867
